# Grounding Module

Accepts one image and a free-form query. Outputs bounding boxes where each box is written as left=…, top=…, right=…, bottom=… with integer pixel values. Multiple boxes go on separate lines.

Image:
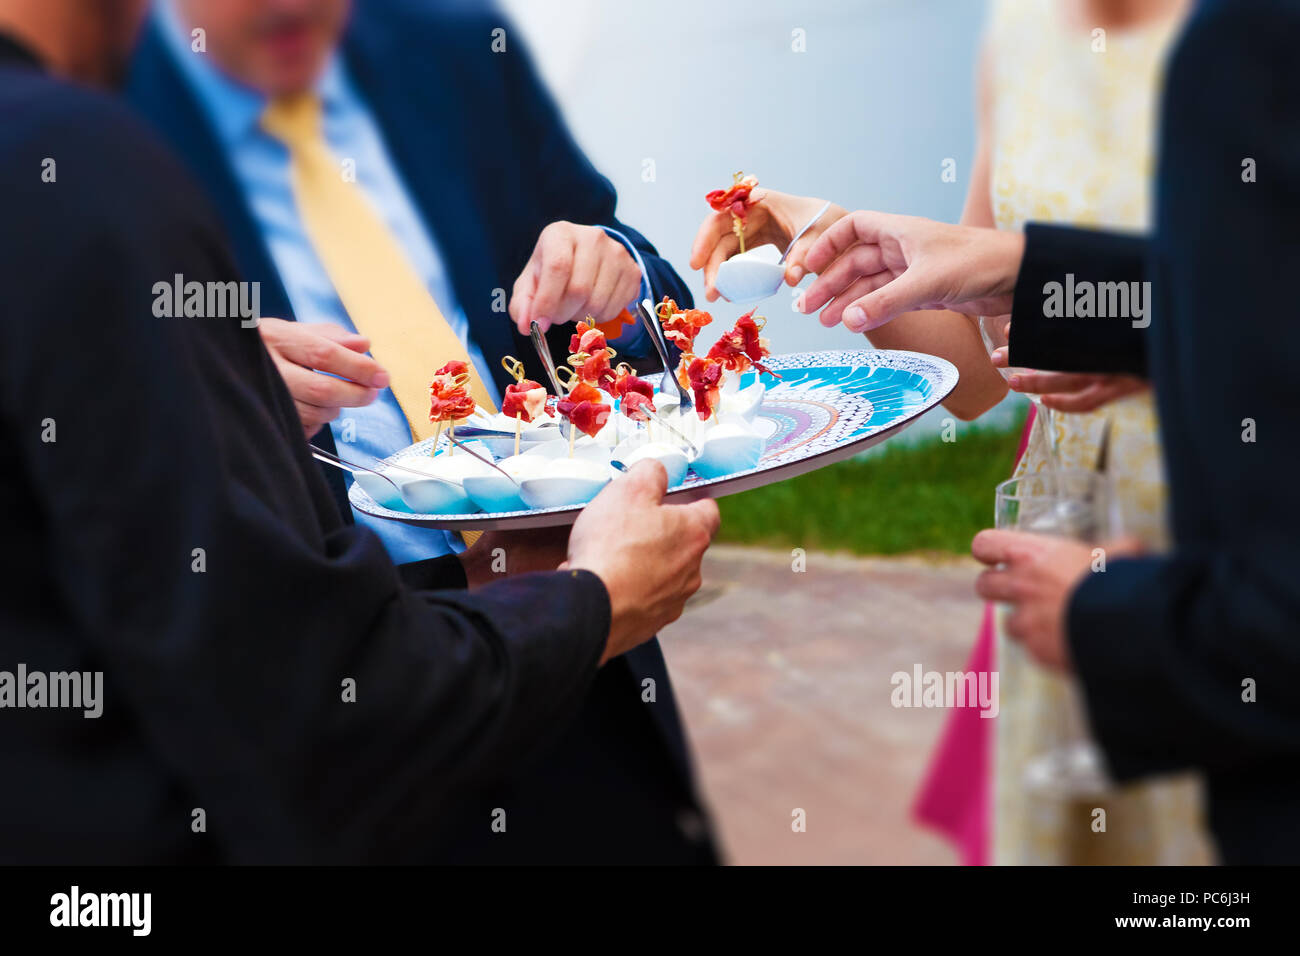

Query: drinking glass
left=995, top=469, right=1112, bottom=797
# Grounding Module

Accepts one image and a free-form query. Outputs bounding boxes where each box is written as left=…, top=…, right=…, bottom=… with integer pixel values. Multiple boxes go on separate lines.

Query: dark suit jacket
left=1009, top=0, right=1300, bottom=863
left=125, top=3, right=715, bottom=863
left=0, top=37, right=624, bottom=863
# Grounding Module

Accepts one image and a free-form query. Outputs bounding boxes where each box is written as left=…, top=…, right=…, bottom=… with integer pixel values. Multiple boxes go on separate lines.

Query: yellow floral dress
left=987, top=0, right=1211, bottom=865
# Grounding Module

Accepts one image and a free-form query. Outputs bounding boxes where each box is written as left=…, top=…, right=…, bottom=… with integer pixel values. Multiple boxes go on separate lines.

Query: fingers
left=511, top=224, right=642, bottom=329
left=803, top=210, right=889, bottom=276
left=702, top=233, right=740, bottom=301
left=557, top=230, right=602, bottom=322
left=275, top=331, right=389, bottom=389
left=970, top=528, right=1029, bottom=567
left=799, top=246, right=890, bottom=318
left=1040, top=386, right=1108, bottom=414
left=624, top=458, right=669, bottom=501
left=610, top=265, right=643, bottom=318
left=842, top=269, right=932, bottom=331
left=681, top=497, right=722, bottom=539
left=810, top=273, right=886, bottom=330
left=783, top=232, right=820, bottom=286
left=509, top=266, right=538, bottom=335
left=276, top=360, right=380, bottom=411
left=1039, top=378, right=1147, bottom=413
left=974, top=567, right=1018, bottom=602
left=587, top=244, right=640, bottom=321
left=1101, top=534, right=1145, bottom=558
left=527, top=228, right=577, bottom=329
left=303, top=322, right=371, bottom=353
left=689, top=212, right=739, bottom=272
left=295, top=400, right=338, bottom=439
left=1007, top=371, right=1096, bottom=395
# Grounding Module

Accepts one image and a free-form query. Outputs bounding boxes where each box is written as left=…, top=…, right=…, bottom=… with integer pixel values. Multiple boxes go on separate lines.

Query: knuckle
left=301, top=375, right=335, bottom=407
left=303, top=340, right=333, bottom=369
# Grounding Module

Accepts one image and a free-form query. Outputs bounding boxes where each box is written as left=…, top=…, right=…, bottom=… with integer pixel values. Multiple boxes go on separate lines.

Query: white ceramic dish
left=689, top=423, right=765, bottom=479
left=713, top=243, right=785, bottom=304
left=518, top=458, right=611, bottom=510
left=613, top=439, right=690, bottom=488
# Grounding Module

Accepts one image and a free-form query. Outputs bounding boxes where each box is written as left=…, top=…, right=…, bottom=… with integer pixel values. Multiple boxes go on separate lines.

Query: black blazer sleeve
left=1008, top=223, right=1151, bottom=376
left=0, top=86, right=610, bottom=862
left=1067, top=0, right=1300, bottom=783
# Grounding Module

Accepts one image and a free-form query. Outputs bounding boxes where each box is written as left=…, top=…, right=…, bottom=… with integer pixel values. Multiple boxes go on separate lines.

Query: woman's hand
left=797, top=212, right=1024, bottom=332
left=689, top=188, right=846, bottom=301
left=992, top=347, right=1149, bottom=412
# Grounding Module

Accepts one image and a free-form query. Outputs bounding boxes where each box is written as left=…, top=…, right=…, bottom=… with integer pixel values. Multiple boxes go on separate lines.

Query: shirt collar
left=155, top=0, right=348, bottom=147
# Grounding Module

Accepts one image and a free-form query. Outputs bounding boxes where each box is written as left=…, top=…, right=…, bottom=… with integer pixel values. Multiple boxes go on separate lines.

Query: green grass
left=716, top=420, right=1027, bottom=556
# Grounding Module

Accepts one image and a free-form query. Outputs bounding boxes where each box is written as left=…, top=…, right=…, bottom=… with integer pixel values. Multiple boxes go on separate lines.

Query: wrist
left=456, top=542, right=494, bottom=589
left=992, top=230, right=1026, bottom=296
left=566, top=560, right=624, bottom=665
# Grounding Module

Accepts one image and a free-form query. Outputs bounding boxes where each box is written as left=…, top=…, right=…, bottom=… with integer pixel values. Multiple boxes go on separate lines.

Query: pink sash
left=910, top=405, right=1036, bottom=865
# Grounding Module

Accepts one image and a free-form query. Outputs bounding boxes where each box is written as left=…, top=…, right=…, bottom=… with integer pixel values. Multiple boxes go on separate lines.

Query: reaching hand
left=565, top=461, right=720, bottom=664
left=796, top=211, right=1025, bottom=332
left=258, top=317, right=389, bottom=439
left=992, top=348, right=1149, bottom=413
left=688, top=188, right=846, bottom=301
left=509, top=221, right=643, bottom=334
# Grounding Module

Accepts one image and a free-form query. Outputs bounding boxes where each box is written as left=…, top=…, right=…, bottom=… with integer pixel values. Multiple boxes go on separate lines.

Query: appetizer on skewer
left=428, top=359, right=477, bottom=453
left=656, top=297, right=713, bottom=352
left=557, top=324, right=615, bottom=449
left=705, top=171, right=760, bottom=254
left=706, top=308, right=780, bottom=378
left=611, top=363, right=657, bottom=423
left=567, top=319, right=617, bottom=391
left=556, top=380, right=612, bottom=441
left=500, top=356, right=554, bottom=455
left=676, top=354, right=725, bottom=421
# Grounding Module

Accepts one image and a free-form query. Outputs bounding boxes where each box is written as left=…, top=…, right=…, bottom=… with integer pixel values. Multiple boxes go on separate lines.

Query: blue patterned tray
left=350, top=349, right=958, bottom=529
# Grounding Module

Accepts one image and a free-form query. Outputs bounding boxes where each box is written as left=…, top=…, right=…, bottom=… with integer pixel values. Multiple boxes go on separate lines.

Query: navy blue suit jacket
left=1009, top=0, right=1300, bottom=863
left=126, top=2, right=714, bottom=863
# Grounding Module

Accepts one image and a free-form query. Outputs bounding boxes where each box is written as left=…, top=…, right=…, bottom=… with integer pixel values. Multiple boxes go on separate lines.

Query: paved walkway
left=660, top=545, right=984, bottom=865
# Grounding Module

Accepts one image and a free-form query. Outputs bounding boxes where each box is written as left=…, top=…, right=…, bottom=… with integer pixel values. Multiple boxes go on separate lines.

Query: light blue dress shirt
left=156, top=1, right=506, bottom=561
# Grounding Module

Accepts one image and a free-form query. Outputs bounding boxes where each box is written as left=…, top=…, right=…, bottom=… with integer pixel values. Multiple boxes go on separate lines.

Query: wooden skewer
left=431, top=420, right=444, bottom=456
left=514, top=413, right=522, bottom=457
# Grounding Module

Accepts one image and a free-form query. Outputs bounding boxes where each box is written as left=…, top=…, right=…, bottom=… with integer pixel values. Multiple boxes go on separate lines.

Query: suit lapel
left=127, top=22, right=296, bottom=323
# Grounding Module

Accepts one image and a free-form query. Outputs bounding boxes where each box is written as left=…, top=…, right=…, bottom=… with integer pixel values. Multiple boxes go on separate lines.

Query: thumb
left=624, top=459, right=669, bottom=501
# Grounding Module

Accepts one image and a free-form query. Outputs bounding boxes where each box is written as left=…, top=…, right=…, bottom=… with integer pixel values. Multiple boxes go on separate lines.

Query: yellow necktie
left=262, top=94, right=497, bottom=445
